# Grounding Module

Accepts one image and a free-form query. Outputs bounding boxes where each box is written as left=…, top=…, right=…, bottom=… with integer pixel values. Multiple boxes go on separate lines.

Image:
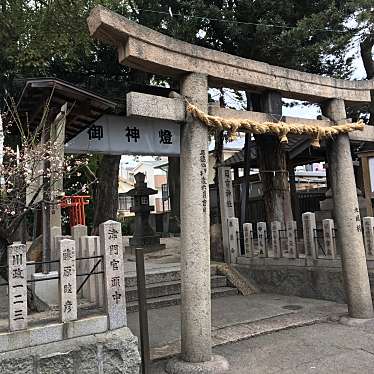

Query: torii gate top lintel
left=88, top=5, right=373, bottom=104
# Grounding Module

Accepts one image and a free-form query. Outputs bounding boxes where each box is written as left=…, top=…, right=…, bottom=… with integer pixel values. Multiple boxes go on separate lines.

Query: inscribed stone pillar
left=243, top=223, right=253, bottom=257
left=286, top=221, right=297, bottom=259
left=50, top=104, right=66, bottom=229
left=8, top=244, right=27, bottom=331
left=324, top=98, right=373, bottom=319
left=218, top=166, right=235, bottom=263
left=257, top=222, right=268, bottom=258
left=271, top=221, right=282, bottom=258
left=59, top=239, right=77, bottom=322
left=53, top=235, right=72, bottom=272
left=322, top=219, right=336, bottom=258
left=228, top=217, right=240, bottom=263
left=100, top=220, right=127, bottom=330
left=179, top=73, right=212, bottom=362
left=302, top=212, right=317, bottom=259
left=363, top=217, right=374, bottom=258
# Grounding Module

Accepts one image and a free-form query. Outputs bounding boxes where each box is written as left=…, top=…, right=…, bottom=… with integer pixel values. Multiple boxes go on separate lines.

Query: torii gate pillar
left=166, top=73, right=229, bottom=373
left=324, top=98, right=374, bottom=320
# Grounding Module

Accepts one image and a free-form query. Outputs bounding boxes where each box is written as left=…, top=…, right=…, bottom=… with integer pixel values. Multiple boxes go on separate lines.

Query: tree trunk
left=252, top=92, right=293, bottom=224
left=92, top=154, right=121, bottom=232
left=92, top=69, right=149, bottom=233
left=168, top=156, right=180, bottom=233
left=360, top=35, right=374, bottom=125
left=213, top=91, right=225, bottom=224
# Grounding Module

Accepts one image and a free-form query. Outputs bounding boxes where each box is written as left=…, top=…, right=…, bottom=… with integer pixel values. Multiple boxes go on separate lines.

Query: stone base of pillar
left=165, top=354, right=229, bottom=374
left=339, top=315, right=374, bottom=326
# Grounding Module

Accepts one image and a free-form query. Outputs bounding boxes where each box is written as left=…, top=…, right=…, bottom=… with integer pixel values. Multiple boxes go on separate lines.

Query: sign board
left=65, top=115, right=180, bottom=156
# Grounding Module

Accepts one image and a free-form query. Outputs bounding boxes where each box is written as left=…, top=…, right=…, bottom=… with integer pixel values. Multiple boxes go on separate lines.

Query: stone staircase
left=125, top=265, right=239, bottom=313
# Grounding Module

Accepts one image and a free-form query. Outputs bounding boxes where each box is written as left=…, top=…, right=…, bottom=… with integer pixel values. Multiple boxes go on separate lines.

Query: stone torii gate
left=88, top=6, right=374, bottom=373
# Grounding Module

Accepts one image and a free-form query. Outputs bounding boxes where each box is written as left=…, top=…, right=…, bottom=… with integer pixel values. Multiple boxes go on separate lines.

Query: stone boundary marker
left=271, top=221, right=282, bottom=258
left=243, top=223, right=253, bottom=257
left=302, top=212, right=317, bottom=259
left=257, top=222, right=267, bottom=258
left=228, top=217, right=240, bottom=263
left=8, top=243, right=27, bottom=332
left=218, top=166, right=235, bottom=263
left=59, top=239, right=77, bottom=322
left=286, top=221, right=298, bottom=259
left=100, top=220, right=127, bottom=330
left=363, top=217, right=374, bottom=258
left=323, top=219, right=336, bottom=258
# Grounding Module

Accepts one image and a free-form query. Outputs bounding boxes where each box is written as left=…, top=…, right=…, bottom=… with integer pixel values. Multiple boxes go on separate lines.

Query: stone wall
left=235, top=264, right=374, bottom=304
left=0, top=326, right=140, bottom=374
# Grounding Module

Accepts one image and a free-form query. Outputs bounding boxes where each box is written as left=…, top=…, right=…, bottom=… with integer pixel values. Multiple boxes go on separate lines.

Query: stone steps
left=127, top=286, right=238, bottom=313
left=125, top=265, right=239, bottom=313
left=125, top=275, right=228, bottom=303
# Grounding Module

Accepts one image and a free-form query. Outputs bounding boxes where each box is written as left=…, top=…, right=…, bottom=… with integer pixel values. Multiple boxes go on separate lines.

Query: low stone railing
left=228, top=213, right=374, bottom=267
left=0, top=220, right=127, bottom=353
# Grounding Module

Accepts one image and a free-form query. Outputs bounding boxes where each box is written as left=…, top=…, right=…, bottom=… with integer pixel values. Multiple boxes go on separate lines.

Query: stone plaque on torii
left=87, top=5, right=374, bottom=373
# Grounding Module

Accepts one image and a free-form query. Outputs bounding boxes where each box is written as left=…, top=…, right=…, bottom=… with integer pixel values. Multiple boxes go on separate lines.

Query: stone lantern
left=126, top=172, right=164, bottom=249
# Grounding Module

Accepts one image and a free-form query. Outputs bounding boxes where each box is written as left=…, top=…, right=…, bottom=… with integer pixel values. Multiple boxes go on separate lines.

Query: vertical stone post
left=59, top=239, right=77, bottom=322
left=84, top=236, right=99, bottom=303
left=302, top=212, right=317, bottom=259
left=257, top=222, right=268, bottom=258
left=324, top=98, right=373, bottom=319
left=94, top=236, right=104, bottom=307
left=271, top=221, right=282, bottom=258
left=72, top=224, right=87, bottom=295
left=100, top=220, right=127, bottom=330
left=322, top=219, right=336, bottom=259
left=243, top=223, right=253, bottom=257
left=50, top=226, right=62, bottom=271
left=8, top=244, right=27, bottom=332
left=171, top=73, right=228, bottom=373
left=218, top=166, right=235, bottom=263
left=363, top=217, right=374, bottom=259
left=228, top=217, right=240, bottom=263
left=286, top=221, right=298, bottom=259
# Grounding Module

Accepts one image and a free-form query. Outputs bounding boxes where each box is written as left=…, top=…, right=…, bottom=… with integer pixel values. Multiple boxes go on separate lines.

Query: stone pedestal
left=324, top=98, right=373, bottom=319
left=166, top=355, right=229, bottom=374
left=0, top=326, right=140, bottom=374
left=169, top=72, right=228, bottom=373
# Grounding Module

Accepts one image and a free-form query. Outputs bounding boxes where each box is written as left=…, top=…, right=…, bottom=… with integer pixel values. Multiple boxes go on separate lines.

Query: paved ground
left=127, top=293, right=341, bottom=348
left=150, top=319, right=374, bottom=373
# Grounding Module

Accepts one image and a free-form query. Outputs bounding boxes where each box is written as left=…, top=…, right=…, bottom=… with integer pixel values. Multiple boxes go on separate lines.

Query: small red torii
left=60, top=195, right=91, bottom=228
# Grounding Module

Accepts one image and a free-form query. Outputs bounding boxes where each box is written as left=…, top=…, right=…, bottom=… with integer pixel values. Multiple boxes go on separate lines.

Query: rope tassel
left=186, top=102, right=364, bottom=148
